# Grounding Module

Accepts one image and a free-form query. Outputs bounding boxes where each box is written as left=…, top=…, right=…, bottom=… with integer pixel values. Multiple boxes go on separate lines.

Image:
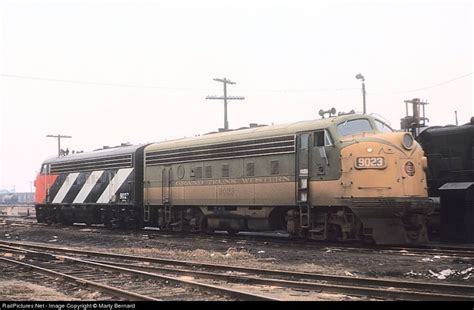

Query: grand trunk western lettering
left=174, top=176, right=292, bottom=186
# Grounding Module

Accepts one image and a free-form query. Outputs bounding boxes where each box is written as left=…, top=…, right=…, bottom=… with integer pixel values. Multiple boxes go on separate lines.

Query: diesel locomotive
left=35, top=113, right=433, bottom=244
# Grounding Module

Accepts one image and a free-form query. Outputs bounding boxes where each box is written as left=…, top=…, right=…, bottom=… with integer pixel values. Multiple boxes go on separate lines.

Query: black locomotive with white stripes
left=35, top=145, right=147, bottom=228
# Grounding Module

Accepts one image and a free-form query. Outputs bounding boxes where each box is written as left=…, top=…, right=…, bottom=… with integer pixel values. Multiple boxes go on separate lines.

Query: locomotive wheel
left=324, top=224, right=341, bottom=241
left=227, top=229, right=239, bottom=236
left=100, top=212, right=112, bottom=229
left=361, top=235, right=375, bottom=245
left=199, top=217, right=215, bottom=234
left=61, top=217, right=73, bottom=226
left=204, top=226, right=215, bottom=234
left=406, top=229, right=421, bottom=241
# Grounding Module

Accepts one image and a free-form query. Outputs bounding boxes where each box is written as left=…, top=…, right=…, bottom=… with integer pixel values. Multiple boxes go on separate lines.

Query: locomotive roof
left=418, top=121, right=474, bottom=138
left=42, top=144, right=146, bottom=164
left=145, top=113, right=372, bottom=152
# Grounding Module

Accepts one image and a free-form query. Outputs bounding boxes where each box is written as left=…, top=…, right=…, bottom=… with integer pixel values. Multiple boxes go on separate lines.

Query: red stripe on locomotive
left=34, top=174, right=58, bottom=204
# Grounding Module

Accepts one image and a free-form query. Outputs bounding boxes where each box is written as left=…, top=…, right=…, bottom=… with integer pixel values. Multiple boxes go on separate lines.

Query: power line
left=367, top=72, right=474, bottom=95
left=1, top=73, right=359, bottom=93
left=240, top=87, right=359, bottom=93
left=390, top=72, right=473, bottom=94
left=0, top=73, right=212, bottom=91
left=6, top=71, right=468, bottom=95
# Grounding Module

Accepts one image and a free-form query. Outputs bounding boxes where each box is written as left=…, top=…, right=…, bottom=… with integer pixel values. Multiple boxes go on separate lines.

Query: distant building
left=0, top=191, right=34, bottom=204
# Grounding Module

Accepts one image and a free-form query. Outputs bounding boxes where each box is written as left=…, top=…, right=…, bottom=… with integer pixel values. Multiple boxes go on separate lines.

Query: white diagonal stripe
left=96, top=168, right=133, bottom=203
left=73, top=170, right=104, bottom=203
left=52, top=173, right=80, bottom=203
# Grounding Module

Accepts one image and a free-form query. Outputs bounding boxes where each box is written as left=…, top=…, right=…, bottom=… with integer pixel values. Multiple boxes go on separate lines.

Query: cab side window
left=299, top=133, right=310, bottom=149
left=41, top=164, right=49, bottom=175
left=314, top=130, right=333, bottom=147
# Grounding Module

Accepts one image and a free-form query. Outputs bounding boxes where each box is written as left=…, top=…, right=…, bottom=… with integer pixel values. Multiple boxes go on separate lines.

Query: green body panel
left=143, top=114, right=385, bottom=206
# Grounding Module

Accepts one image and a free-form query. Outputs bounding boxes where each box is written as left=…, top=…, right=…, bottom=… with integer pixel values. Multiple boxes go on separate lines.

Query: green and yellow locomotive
left=35, top=113, right=432, bottom=244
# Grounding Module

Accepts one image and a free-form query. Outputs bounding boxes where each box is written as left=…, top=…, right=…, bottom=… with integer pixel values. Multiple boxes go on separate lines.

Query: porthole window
left=177, top=165, right=185, bottom=179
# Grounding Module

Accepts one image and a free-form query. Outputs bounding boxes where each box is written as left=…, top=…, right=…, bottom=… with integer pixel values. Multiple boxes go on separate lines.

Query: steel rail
left=0, top=241, right=473, bottom=300
left=0, top=244, right=278, bottom=301
left=60, top=255, right=280, bottom=301
left=84, top=259, right=474, bottom=301
left=3, top=216, right=474, bottom=258
left=381, top=246, right=474, bottom=258
left=0, top=256, right=160, bottom=301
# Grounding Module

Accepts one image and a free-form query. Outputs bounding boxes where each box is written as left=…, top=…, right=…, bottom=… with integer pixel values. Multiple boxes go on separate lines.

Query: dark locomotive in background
left=35, top=113, right=433, bottom=245
left=399, top=98, right=473, bottom=243
left=416, top=117, right=474, bottom=243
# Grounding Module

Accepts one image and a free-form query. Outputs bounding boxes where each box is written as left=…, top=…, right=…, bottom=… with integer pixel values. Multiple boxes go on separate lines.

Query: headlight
left=402, top=133, right=414, bottom=150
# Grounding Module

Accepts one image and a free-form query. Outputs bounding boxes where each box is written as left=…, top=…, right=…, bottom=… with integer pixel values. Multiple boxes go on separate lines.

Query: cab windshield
left=336, top=118, right=373, bottom=137
left=374, top=119, right=393, bottom=133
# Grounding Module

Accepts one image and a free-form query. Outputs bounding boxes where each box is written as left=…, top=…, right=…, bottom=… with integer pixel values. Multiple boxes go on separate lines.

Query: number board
left=355, top=157, right=386, bottom=169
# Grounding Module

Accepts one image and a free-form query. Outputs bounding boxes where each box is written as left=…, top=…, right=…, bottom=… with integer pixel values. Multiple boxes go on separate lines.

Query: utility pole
left=455, top=110, right=459, bottom=126
left=206, top=78, right=245, bottom=130
left=46, top=134, right=72, bottom=157
left=355, top=73, right=366, bottom=114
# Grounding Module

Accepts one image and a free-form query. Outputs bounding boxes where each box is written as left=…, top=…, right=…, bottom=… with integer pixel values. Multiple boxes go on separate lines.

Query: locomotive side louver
left=146, top=135, right=295, bottom=166
left=50, top=154, right=133, bottom=174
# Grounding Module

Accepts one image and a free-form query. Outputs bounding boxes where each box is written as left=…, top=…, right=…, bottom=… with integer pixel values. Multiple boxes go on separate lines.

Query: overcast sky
left=0, top=0, right=472, bottom=192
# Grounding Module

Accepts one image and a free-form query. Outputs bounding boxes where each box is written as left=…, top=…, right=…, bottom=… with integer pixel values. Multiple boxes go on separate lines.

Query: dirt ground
left=0, top=280, right=71, bottom=300
left=0, top=221, right=473, bottom=300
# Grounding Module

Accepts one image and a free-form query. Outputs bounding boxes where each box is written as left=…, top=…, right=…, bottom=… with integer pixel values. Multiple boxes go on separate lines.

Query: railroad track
left=0, top=257, right=161, bottom=301
left=0, top=240, right=473, bottom=301
left=2, top=216, right=474, bottom=258
left=376, top=245, right=474, bottom=259
left=0, top=217, right=45, bottom=229
left=0, top=204, right=34, bottom=208
left=0, top=260, right=118, bottom=301
left=0, top=244, right=270, bottom=301
left=161, top=231, right=474, bottom=259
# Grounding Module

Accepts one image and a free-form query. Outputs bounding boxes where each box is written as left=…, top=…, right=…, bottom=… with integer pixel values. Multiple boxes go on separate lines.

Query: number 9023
left=355, top=157, right=386, bottom=169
